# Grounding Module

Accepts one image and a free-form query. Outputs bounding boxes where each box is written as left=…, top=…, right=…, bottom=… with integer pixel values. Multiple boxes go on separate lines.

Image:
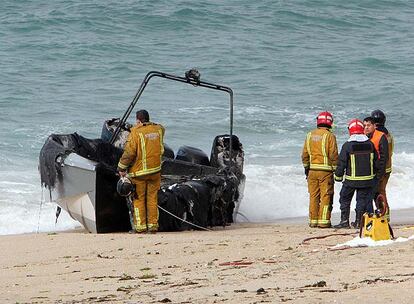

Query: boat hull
left=50, top=153, right=131, bottom=233
left=40, top=132, right=245, bottom=233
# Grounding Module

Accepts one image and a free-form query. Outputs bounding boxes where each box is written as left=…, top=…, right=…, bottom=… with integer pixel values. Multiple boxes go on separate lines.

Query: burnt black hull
left=39, top=133, right=245, bottom=233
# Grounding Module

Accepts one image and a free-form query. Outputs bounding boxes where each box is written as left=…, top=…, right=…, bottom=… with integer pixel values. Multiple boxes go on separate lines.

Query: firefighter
left=370, top=109, right=393, bottom=221
left=117, top=109, right=165, bottom=233
left=334, top=119, right=378, bottom=229
left=302, top=111, right=338, bottom=228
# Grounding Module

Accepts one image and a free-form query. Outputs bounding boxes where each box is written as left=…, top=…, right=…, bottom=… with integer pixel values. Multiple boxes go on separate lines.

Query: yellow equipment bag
left=359, top=194, right=394, bottom=241
left=360, top=213, right=392, bottom=241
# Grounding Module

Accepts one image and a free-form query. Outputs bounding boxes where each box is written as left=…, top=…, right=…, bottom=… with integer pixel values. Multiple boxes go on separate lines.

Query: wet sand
left=1, top=209, right=414, bottom=303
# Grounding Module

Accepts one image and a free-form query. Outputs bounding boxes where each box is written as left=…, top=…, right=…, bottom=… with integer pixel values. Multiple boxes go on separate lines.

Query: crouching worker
left=117, top=109, right=165, bottom=233
left=334, top=119, right=378, bottom=229
left=302, top=111, right=338, bottom=228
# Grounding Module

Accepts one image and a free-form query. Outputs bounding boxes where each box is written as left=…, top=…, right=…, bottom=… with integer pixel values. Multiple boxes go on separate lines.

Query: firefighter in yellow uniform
left=302, top=111, right=338, bottom=228
left=118, top=109, right=165, bottom=233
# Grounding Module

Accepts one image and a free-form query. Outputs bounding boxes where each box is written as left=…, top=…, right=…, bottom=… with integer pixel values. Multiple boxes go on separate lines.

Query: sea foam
left=237, top=152, right=414, bottom=222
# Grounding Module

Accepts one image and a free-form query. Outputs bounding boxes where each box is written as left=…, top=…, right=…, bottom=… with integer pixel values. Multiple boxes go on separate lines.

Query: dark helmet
left=117, top=177, right=135, bottom=197
left=371, top=109, right=386, bottom=125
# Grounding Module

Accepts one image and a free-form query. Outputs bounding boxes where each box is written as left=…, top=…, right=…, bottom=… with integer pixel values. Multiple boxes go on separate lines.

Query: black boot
left=334, top=211, right=350, bottom=229
left=334, top=220, right=350, bottom=229
left=351, top=212, right=362, bottom=229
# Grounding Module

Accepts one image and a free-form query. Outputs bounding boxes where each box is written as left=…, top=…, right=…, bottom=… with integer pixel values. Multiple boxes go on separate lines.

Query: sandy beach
left=2, top=210, right=414, bottom=304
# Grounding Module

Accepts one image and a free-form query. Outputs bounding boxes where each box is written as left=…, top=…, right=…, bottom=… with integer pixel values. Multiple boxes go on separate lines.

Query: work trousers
left=131, top=172, right=161, bottom=232
left=376, top=173, right=391, bottom=221
left=339, top=184, right=373, bottom=215
left=307, top=170, right=334, bottom=228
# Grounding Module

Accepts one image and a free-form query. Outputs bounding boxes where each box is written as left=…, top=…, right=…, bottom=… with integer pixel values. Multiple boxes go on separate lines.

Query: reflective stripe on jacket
left=334, top=139, right=378, bottom=188
left=302, top=127, right=338, bottom=172
left=118, top=122, right=165, bottom=177
left=385, top=132, right=393, bottom=173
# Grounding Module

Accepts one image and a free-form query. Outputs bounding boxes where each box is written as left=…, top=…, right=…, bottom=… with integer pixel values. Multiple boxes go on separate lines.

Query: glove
left=118, top=170, right=127, bottom=177
left=304, top=168, right=309, bottom=178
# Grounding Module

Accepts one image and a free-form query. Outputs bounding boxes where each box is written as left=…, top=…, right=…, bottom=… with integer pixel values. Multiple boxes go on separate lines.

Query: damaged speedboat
left=39, top=70, right=245, bottom=233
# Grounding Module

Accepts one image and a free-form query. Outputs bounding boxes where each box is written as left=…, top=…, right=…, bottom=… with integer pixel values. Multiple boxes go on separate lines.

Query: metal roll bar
left=109, top=70, right=234, bottom=169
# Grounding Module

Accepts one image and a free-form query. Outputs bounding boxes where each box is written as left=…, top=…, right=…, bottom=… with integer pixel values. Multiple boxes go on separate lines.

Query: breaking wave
left=237, top=152, right=414, bottom=222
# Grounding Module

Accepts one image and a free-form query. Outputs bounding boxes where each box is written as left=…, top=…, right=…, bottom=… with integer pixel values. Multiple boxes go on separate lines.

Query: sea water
left=1, top=0, right=414, bottom=234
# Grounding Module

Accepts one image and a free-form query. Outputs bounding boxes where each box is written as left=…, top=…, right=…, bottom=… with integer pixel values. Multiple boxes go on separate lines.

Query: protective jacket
left=118, top=122, right=165, bottom=177
left=334, top=134, right=378, bottom=188
left=375, top=126, right=393, bottom=174
left=302, top=127, right=338, bottom=172
left=369, top=129, right=389, bottom=177
left=302, top=127, right=338, bottom=228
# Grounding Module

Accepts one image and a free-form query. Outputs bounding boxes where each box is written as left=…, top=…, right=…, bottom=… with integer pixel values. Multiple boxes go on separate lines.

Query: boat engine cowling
left=210, top=134, right=244, bottom=174
left=163, top=144, right=175, bottom=159
left=176, top=146, right=210, bottom=166
left=101, top=118, right=131, bottom=149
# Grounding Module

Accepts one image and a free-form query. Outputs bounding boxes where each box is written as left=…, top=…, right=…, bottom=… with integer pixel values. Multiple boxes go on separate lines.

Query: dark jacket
left=368, top=128, right=389, bottom=178
left=334, top=135, right=378, bottom=188
left=375, top=125, right=393, bottom=174
left=376, top=125, right=389, bottom=135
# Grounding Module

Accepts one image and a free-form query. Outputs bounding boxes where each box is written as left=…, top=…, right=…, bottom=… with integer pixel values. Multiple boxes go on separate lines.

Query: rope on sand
left=158, top=205, right=213, bottom=232
left=235, top=211, right=250, bottom=222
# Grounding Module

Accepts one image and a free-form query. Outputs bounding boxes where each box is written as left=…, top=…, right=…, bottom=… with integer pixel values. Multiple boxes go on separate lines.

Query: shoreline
left=272, top=206, right=414, bottom=226
left=2, top=211, right=414, bottom=303
left=2, top=207, right=414, bottom=237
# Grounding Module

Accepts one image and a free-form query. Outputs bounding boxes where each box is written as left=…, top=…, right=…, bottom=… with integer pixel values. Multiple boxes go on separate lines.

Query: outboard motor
left=210, top=134, right=244, bottom=174
left=176, top=146, right=210, bottom=166
left=210, top=135, right=245, bottom=224
left=163, top=144, right=175, bottom=159
left=101, top=118, right=132, bottom=149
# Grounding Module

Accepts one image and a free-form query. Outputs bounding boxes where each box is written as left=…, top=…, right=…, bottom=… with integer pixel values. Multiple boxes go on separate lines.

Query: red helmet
left=348, top=119, right=364, bottom=135
left=317, top=111, right=333, bottom=127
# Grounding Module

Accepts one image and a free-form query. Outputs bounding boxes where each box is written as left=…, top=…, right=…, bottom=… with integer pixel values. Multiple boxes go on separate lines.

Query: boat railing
left=109, top=70, right=234, bottom=169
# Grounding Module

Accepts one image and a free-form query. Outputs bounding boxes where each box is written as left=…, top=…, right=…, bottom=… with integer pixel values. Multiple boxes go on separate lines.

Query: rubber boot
left=334, top=220, right=350, bottom=229
left=334, top=211, right=350, bottom=229
left=351, top=212, right=362, bottom=229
